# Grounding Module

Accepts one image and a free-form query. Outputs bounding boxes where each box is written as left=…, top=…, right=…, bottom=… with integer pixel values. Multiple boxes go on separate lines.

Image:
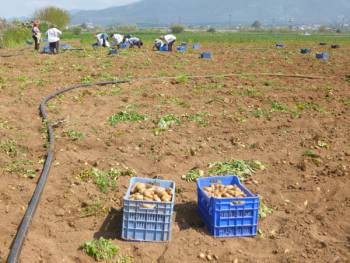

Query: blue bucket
left=200, top=52, right=212, bottom=59
left=316, top=52, right=329, bottom=61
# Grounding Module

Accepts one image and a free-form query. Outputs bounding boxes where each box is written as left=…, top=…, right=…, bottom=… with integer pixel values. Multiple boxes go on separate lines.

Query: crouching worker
left=127, top=37, right=143, bottom=48
left=153, top=39, right=164, bottom=51
left=160, top=34, right=176, bottom=51
left=32, top=21, right=41, bottom=51
left=46, top=26, right=62, bottom=54
left=110, top=33, right=124, bottom=48
left=96, top=32, right=110, bottom=47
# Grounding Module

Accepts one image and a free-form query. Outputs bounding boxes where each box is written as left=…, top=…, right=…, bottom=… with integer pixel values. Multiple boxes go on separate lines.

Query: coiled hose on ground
left=6, top=72, right=326, bottom=262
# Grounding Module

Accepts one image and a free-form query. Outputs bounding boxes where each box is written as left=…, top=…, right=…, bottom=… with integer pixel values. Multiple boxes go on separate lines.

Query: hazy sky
left=0, top=0, right=138, bottom=18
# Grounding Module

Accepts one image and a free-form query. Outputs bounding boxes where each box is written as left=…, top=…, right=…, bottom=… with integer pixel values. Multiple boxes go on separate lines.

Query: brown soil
left=0, top=42, right=349, bottom=263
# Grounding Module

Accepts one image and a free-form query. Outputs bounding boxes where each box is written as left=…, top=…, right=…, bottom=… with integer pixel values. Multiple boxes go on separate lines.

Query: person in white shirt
left=153, top=39, right=164, bottom=51
left=160, top=34, right=176, bottom=51
left=96, top=33, right=110, bottom=47
left=127, top=37, right=143, bottom=48
left=46, top=26, right=62, bottom=54
left=110, top=33, right=124, bottom=48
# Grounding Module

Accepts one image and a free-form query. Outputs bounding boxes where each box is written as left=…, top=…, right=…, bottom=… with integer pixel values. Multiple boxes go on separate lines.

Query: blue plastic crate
left=200, top=52, right=212, bottom=59
left=120, top=42, right=130, bottom=49
left=61, top=44, right=72, bottom=50
left=42, top=46, right=52, bottom=54
left=197, top=176, right=259, bottom=237
left=159, top=45, right=169, bottom=52
left=122, top=177, right=176, bottom=242
left=193, top=43, right=200, bottom=50
left=176, top=45, right=187, bottom=52
left=316, top=52, right=329, bottom=61
left=300, top=48, right=312, bottom=54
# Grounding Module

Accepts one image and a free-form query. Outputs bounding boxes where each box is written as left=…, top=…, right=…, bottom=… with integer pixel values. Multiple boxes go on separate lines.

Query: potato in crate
left=122, top=177, right=176, bottom=242
left=197, top=176, right=259, bottom=237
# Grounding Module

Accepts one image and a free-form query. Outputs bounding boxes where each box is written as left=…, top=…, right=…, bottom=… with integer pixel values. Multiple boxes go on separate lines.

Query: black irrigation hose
left=6, top=72, right=328, bottom=262
left=6, top=80, right=130, bottom=263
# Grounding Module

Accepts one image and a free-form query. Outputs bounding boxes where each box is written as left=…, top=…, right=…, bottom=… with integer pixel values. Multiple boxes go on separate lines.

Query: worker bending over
left=110, top=33, right=124, bottom=48
left=96, top=33, right=110, bottom=47
left=127, top=37, right=143, bottom=48
left=160, top=34, right=176, bottom=51
left=46, top=26, right=62, bottom=54
left=153, top=39, right=164, bottom=51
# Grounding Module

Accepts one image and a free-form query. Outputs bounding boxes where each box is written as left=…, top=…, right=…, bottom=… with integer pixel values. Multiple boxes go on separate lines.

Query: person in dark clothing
left=32, top=21, right=41, bottom=51
left=127, top=37, right=143, bottom=48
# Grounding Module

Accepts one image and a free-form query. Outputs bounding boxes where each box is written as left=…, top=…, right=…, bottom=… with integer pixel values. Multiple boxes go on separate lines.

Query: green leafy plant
left=270, top=101, right=289, bottom=112
left=79, top=168, right=134, bottom=193
left=6, top=159, right=36, bottom=178
left=81, top=237, right=119, bottom=261
left=182, top=169, right=204, bottom=182
left=239, top=88, right=260, bottom=97
left=108, top=111, right=147, bottom=127
left=303, top=150, right=320, bottom=158
left=209, top=160, right=265, bottom=179
left=0, top=120, right=9, bottom=129
left=63, top=130, right=84, bottom=140
left=154, top=114, right=181, bottom=136
left=259, top=203, right=273, bottom=219
left=185, top=112, right=210, bottom=127
left=295, top=102, right=321, bottom=111
left=81, top=201, right=104, bottom=218
left=118, top=255, right=134, bottom=263
left=342, top=99, right=350, bottom=107
left=175, top=74, right=188, bottom=84
left=196, top=82, right=224, bottom=91
left=0, top=139, right=19, bottom=157
left=251, top=108, right=271, bottom=120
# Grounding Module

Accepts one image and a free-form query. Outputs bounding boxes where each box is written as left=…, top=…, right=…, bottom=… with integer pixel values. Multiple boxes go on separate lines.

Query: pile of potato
left=129, top=182, right=173, bottom=202
left=203, top=184, right=246, bottom=198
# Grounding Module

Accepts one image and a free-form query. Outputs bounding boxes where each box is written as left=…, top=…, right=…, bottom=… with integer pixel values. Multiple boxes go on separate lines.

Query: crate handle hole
left=140, top=204, right=156, bottom=209
left=231, top=201, right=245, bottom=205
left=209, top=179, right=222, bottom=184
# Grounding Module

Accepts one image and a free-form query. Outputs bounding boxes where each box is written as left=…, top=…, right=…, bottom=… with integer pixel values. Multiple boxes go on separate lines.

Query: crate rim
left=124, top=177, right=176, bottom=204
left=197, top=175, right=259, bottom=201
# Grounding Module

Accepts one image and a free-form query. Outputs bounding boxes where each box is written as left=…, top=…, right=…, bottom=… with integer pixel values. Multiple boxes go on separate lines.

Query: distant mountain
left=71, top=0, right=350, bottom=26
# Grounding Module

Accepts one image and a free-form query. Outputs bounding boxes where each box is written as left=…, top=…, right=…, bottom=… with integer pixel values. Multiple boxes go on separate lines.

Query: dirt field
left=0, top=41, right=349, bottom=263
